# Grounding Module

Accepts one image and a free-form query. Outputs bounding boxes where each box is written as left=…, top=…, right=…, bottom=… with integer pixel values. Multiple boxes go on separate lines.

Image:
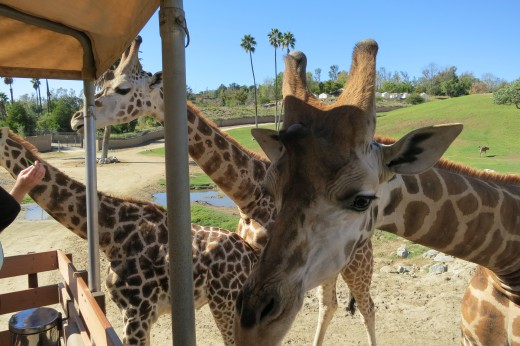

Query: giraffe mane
left=376, top=134, right=520, bottom=186
left=7, top=130, right=167, bottom=211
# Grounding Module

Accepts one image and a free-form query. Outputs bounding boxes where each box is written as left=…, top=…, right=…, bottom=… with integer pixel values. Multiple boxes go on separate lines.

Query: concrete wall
left=25, top=134, right=52, bottom=152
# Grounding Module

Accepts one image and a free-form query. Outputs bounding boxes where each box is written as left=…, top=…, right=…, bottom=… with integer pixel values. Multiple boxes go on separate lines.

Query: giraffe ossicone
left=70, top=36, right=378, bottom=345
left=0, top=127, right=258, bottom=345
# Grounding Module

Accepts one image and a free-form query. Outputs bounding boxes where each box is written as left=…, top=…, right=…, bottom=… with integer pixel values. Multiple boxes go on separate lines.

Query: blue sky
left=5, top=0, right=520, bottom=99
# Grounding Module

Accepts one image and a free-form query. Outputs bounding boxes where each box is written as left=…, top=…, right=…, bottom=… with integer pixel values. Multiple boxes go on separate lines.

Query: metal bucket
left=9, top=307, right=61, bottom=346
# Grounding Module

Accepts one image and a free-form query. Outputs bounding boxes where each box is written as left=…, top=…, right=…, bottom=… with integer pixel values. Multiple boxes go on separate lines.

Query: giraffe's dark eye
left=350, top=195, right=377, bottom=212
left=115, top=87, right=131, bottom=95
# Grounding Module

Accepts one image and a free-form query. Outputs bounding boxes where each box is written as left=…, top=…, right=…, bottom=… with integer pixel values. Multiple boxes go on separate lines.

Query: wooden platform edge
left=57, top=250, right=122, bottom=346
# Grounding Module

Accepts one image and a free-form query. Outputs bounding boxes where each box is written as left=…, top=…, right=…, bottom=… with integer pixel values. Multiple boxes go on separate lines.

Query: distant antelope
left=478, top=145, right=490, bottom=157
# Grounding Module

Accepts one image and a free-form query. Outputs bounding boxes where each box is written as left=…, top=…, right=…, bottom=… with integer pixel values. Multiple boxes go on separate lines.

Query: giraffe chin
left=234, top=282, right=304, bottom=346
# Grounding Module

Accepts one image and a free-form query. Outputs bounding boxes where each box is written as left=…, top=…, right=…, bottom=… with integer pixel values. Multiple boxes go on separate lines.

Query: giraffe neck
left=1, top=132, right=168, bottom=259
left=378, top=164, right=520, bottom=278
left=130, top=92, right=275, bottom=249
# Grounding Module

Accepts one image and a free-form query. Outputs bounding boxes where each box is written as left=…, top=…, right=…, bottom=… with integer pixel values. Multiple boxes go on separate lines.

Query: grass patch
left=225, top=124, right=276, bottom=153
left=158, top=173, right=214, bottom=189
left=377, top=94, right=520, bottom=174
left=140, top=147, right=164, bottom=156
left=190, top=204, right=240, bottom=230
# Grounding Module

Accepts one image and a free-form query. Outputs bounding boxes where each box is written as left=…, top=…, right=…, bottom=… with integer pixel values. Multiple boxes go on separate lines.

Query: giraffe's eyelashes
left=341, top=195, right=377, bottom=212
left=115, top=86, right=131, bottom=95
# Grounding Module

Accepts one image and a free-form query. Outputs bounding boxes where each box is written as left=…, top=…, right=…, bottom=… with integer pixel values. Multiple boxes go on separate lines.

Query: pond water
left=24, top=190, right=236, bottom=221
left=23, top=204, right=51, bottom=221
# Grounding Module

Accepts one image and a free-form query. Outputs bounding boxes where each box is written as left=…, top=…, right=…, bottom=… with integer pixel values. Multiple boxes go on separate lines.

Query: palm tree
left=240, top=34, right=259, bottom=128
left=3, top=77, right=14, bottom=103
left=282, top=31, right=296, bottom=55
left=268, top=28, right=283, bottom=129
left=46, top=79, right=52, bottom=113
left=31, top=78, right=42, bottom=113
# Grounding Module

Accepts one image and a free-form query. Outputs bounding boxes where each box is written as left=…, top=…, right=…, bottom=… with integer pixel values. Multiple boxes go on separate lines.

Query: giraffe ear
left=251, top=129, right=284, bottom=162
left=381, top=123, right=463, bottom=175
left=149, top=72, right=163, bottom=89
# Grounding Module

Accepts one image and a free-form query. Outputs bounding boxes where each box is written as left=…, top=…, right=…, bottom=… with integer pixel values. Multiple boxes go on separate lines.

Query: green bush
left=406, top=93, right=425, bottom=105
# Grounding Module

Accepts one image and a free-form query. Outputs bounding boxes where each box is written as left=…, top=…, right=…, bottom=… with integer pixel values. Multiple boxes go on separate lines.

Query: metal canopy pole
left=159, top=0, right=196, bottom=345
left=83, top=81, right=101, bottom=292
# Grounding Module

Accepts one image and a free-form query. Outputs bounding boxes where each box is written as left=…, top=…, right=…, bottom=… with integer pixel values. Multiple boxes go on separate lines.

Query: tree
left=268, top=28, right=283, bottom=129
left=6, top=102, right=37, bottom=135
left=46, top=79, right=52, bottom=112
left=328, top=65, right=339, bottom=81
left=241, top=34, right=259, bottom=127
left=314, top=68, right=322, bottom=83
left=481, top=73, right=506, bottom=93
left=282, top=31, right=295, bottom=54
left=31, top=78, right=42, bottom=113
left=493, top=79, right=520, bottom=109
left=3, top=77, right=14, bottom=103
left=0, top=92, right=8, bottom=121
left=37, top=92, right=81, bottom=132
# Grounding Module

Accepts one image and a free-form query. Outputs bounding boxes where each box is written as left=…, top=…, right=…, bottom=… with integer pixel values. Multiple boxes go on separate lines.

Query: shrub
left=406, top=93, right=425, bottom=105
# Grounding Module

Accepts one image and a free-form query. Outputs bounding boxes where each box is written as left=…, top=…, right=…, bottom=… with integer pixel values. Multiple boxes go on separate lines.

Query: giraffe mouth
left=74, top=124, right=85, bottom=134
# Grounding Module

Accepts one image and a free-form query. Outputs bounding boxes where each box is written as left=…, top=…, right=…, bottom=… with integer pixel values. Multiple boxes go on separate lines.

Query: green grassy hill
left=376, top=94, right=520, bottom=174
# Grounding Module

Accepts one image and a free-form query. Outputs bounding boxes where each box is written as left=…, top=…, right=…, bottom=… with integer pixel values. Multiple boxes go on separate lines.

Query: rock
left=397, top=265, right=413, bottom=273
left=422, top=249, right=439, bottom=259
left=434, top=253, right=454, bottom=262
left=429, top=263, right=448, bottom=274
left=397, top=246, right=409, bottom=258
left=97, top=156, right=120, bottom=164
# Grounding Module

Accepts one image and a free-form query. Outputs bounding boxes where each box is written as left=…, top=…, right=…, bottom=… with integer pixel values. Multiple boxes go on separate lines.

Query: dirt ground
left=0, top=138, right=476, bottom=345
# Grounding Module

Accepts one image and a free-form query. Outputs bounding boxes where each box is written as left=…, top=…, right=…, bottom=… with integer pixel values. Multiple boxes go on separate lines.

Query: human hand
left=10, top=160, right=46, bottom=203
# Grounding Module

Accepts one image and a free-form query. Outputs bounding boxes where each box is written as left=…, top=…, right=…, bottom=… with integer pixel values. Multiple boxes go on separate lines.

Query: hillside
left=376, top=94, right=520, bottom=174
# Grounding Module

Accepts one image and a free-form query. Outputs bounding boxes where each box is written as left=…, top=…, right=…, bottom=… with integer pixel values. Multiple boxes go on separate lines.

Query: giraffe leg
left=312, top=276, right=338, bottom=346
left=340, top=240, right=376, bottom=346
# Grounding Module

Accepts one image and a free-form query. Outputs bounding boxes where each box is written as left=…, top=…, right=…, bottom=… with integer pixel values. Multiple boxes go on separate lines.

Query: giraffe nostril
left=259, top=298, right=276, bottom=322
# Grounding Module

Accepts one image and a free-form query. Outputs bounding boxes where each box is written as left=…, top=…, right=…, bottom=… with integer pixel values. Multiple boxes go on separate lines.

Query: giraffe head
left=234, top=40, right=463, bottom=345
left=70, top=36, right=164, bottom=132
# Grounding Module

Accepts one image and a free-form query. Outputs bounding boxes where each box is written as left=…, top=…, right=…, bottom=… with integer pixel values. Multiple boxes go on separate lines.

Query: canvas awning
left=0, top=0, right=159, bottom=79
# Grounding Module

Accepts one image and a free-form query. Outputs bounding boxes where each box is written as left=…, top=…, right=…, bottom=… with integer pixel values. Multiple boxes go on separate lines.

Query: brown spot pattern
left=402, top=175, right=419, bottom=194
left=472, top=179, right=499, bottom=208
left=419, top=170, right=443, bottom=201
left=417, top=200, right=457, bottom=249
left=500, top=192, right=520, bottom=233
left=443, top=171, right=468, bottom=195
left=383, top=188, right=403, bottom=216
left=403, top=201, right=429, bottom=237
left=456, top=193, right=479, bottom=215
left=475, top=300, right=507, bottom=345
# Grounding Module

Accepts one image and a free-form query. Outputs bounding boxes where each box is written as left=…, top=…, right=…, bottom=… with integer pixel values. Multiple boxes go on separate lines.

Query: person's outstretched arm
left=9, top=160, right=45, bottom=203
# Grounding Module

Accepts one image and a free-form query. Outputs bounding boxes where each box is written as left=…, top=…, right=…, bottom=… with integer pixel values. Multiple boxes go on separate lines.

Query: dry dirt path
left=0, top=139, right=475, bottom=345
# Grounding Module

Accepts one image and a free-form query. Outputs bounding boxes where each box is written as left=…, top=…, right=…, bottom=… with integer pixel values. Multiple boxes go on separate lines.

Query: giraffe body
left=234, top=40, right=520, bottom=346
left=70, top=36, right=377, bottom=345
left=0, top=128, right=257, bottom=345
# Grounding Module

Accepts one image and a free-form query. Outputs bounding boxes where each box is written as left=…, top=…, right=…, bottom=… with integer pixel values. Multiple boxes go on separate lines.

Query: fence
left=24, top=115, right=275, bottom=152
